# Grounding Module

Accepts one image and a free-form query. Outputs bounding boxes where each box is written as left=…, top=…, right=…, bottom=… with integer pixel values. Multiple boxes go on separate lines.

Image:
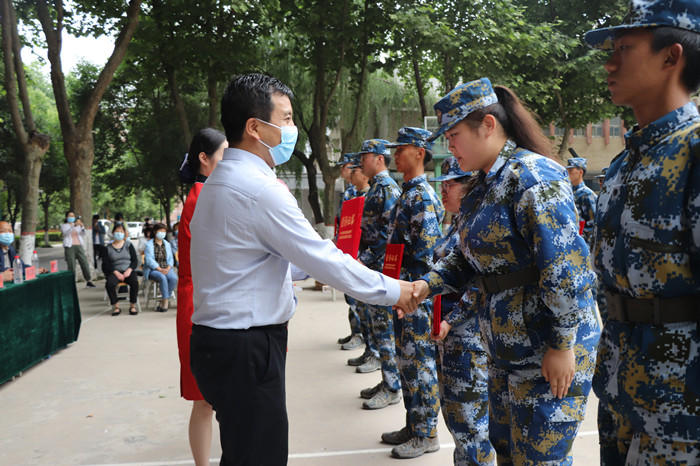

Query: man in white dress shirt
left=190, top=73, right=418, bottom=465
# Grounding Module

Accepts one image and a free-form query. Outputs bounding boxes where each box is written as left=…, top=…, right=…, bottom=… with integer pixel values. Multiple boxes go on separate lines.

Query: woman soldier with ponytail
left=409, top=78, right=600, bottom=464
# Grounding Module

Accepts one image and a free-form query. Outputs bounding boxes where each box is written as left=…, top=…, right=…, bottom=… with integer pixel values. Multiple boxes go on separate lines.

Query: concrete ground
left=0, top=249, right=601, bottom=465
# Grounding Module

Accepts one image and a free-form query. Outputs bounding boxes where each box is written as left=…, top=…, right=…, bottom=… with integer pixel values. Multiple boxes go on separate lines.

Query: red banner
left=336, top=197, right=365, bottom=259
left=382, top=244, right=404, bottom=279
left=432, top=295, right=442, bottom=336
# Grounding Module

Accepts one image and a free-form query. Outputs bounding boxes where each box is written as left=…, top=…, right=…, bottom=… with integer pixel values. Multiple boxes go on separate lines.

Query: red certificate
left=382, top=244, right=404, bottom=279
left=336, top=197, right=365, bottom=259
left=432, top=295, right=442, bottom=336
left=25, top=266, right=36, bottom=280
left=0, top=273, right=3, bottom=288
left=50, top=260, right=58, bottom=273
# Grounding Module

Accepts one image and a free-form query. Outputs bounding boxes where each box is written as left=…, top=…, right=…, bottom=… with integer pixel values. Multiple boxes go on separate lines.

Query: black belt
left=606, top=291, right=700, bottom=324
left=475, top=266, right=539, bottom=294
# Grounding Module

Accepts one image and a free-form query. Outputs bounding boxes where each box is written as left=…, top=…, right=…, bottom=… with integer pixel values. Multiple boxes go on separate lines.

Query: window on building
left=592, top=122, right=604, bottom=137
left=609, top=116, right=622, bottom=137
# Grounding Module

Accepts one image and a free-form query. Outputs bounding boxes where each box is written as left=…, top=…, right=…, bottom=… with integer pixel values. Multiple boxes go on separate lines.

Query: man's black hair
left=220, top=73, right=294, bottom=144
left=651, top=27, right=700, bottom=93
left=423, top=148, right=433, bottom=166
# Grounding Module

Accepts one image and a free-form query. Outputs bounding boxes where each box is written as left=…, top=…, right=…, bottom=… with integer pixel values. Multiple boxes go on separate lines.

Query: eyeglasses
left=440, top=180, right=458, bottom=192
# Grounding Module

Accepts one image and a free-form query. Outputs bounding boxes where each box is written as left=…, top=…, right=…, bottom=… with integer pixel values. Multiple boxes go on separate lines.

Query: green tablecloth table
left=0, top=271, right=81, bottom=385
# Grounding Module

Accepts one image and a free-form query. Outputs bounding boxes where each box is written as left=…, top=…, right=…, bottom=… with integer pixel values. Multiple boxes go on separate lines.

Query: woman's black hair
left=179, top=128, right=227, bottom=184
left=651, top=27, right=700, bottom=93
left=115, top=212, right=124, bottom=221
left=464, top=85, right=553, bottom=158
left=112, top=223, right=125, bottom=234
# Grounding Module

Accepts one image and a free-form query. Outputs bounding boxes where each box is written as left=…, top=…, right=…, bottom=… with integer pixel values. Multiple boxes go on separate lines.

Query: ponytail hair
left=465, top=85, right=553, bottom=158
left=179, top=128, right=227, bottom=183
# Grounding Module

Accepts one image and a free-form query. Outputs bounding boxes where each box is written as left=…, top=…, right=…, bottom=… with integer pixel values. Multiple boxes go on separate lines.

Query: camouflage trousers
left=594, top=320, right=700, bottom=465
left=345, top=295, right=362, bottom=336
left=368, top=303, right=400, bottom=391
left=356, top=302, right=380, bottom=359
left=394, top=302, right=440, bottom=438
left=437, top=322, right=495, bottom=465
left=489, top=351, right=595, bottom=465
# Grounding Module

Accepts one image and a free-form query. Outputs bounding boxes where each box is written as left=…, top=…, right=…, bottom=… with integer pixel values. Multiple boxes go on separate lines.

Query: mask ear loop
left=179, top=153, right=189, bottom=171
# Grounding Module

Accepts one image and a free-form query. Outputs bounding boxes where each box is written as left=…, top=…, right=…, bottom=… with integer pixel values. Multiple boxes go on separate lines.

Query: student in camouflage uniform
left=409, top=78, right=600, bottom=464
left=377, top=127, right=445, bottom=458
left=430, top=157, right=495, bottom=465
left=344, top=157, right=382, bottom=371
left=566, top=157, right=597, bottom=246
left=334, top=153, right=365, bottom=350
left=584, top=1, right=700, bottom=462
left=356, top=139, right=403, bottom=409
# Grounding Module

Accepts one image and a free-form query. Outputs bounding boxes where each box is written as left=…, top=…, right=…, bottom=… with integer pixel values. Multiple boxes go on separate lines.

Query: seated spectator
left=114, top=212, right=131, bottom=242
left=1, top=220, right=49, bottom=282
left=144, top=222, right=177, bottom=312
left=103, top=224, right=140, bottom=316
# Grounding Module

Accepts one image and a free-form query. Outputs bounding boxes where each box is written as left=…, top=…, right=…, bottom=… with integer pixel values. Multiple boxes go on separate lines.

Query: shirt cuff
left=550, top=325, right=577, bottom=351
left=384, top=276, right=401, bottom=306
left=420, top=271, right=445, bottom=296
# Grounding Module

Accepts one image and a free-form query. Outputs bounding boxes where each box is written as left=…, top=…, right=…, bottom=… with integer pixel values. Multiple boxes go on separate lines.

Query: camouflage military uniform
left=359, top=169, right=402, bottom=392
left=386, top=174, right=444, bottom=439
left=591, top=102, right=700, bottom=464
left=421, top=140, right=600, bottom=464
left=572, top=182, right=597, bottom=247
left=433, top=219, right=494, bottom=465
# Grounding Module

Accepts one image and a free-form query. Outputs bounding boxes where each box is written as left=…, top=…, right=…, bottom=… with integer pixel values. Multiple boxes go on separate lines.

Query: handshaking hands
left=393, top=279, right=431, bottom=318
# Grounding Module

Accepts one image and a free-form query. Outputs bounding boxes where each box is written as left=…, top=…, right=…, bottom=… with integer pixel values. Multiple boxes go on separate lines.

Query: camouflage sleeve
left=687, top=144, right=700, bottom=259
left=420, top=244, right=475, bottom=296
left=443, top=289, right=477, bottom=327
left=581, top=192, right=597, bottom=244
left=358, top=186, right=397, bottom=270
left=406, top=196, right=444, bottom=280
left=516, top=180, right=595, bottom=351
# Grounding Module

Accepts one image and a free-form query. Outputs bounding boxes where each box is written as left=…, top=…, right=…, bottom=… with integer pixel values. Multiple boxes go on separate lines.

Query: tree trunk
left=163, top=196, right=172, bottom=230
left=412, top=49, right=428, bottom=119
left=443, top=53, right=454, bottom=93
left=166, top=66, right=191, bottom=147
left=292, top=149, right=323, bottom=224
left=555, top=89, right=570, bottom=161
left=42, top=195, right=51, bottom=246
left=19, top=138, right=50, bottom=261
left=207, top=73, right=218, bottom=128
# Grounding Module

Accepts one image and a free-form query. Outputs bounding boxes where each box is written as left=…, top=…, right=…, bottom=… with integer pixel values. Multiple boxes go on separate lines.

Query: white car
left=127, top=222, right=143, bottom=239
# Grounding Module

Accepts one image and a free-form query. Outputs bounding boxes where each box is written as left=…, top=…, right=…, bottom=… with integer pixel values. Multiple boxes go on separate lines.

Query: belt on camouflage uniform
left=605, top=290, right=700, bottom=324
left=475, top=266, right=539, bottom=294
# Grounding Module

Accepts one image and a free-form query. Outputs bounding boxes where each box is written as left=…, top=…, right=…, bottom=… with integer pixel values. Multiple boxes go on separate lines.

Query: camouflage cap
left=427, top=78, right=499, bottom=142
left=585, top=0, right=700, bottom=50
left=594, top=167, right=609, bottom=179
left=566, top=157, right=588, bottom=171
left=386, top=127, right=434, bottom=149
left=347, top=153, right=364, bottom=168
left=359, top=139, right=391, bottom=157
left=429, top=157, right=475, bottom=182
left=334, top=152, right=358, bottom=167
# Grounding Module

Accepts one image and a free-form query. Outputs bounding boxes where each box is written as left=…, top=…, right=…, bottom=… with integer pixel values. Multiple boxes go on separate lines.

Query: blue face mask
left=0, top=232, right=14, bottom=246
left=156, top=231, right=166, bottom=240
left=256, top=119, right=298, bottom=166
left=113, top=232, right=125, bottom=241
left=67, top=217, right=75, bottom=223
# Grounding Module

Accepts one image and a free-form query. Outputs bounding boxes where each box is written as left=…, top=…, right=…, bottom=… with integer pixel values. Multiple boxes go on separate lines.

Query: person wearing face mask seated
left=103, top=224, right=140, bottom=316
left=0, top=220, right=49, bottom=281
left=144, top=223, right=178, bottom=312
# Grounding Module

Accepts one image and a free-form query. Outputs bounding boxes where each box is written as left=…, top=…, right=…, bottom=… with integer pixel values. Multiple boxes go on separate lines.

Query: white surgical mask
left=256, top=118, right=298, bottom=166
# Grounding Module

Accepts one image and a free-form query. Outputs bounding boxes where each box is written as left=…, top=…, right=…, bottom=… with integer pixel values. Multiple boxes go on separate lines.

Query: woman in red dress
left=177, top=128, right=227, bottom=466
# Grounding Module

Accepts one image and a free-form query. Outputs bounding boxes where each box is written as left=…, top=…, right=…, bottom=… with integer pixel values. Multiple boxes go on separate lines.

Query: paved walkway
left=0, top=271, right=601, bottom=465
